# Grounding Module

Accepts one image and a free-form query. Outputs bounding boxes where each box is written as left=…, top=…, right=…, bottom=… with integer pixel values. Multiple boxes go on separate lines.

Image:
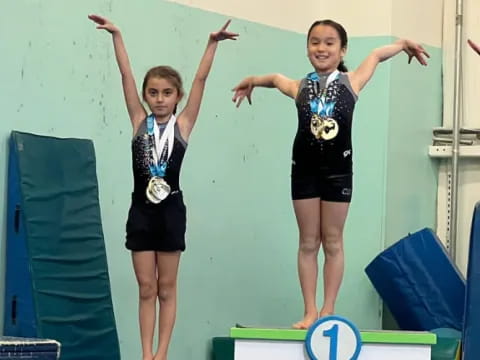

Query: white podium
left=231, top=327, right=436, bottom=360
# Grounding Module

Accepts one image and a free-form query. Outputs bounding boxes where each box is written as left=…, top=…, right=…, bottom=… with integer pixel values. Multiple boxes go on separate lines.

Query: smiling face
left=307, top=22, right=347, bottom=74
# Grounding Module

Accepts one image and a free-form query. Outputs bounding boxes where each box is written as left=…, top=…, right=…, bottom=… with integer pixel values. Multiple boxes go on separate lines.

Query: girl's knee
left=139, top=281, right=158, bottom=301
left=322, top=234, right=343, bottom=257
left=157, top=280, right=176, bottom=302
left=299, top=235, right=321, bottom=254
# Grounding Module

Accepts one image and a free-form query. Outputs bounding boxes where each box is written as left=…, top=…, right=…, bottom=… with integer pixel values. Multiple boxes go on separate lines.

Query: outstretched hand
left=468, top=39, right=480, bottom=55
left=88, top=14, right=119, bottom=34
left=210, top=20, right=239, bottom=42
left=403, top=40, right=430, bottom=65
left=232, top=77, right=254, bottom=108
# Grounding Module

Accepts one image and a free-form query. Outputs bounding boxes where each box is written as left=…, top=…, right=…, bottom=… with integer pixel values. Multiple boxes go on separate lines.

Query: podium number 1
left=305, top=315, right=362, bottom=360
left=323, top=324, right=339, bottom=360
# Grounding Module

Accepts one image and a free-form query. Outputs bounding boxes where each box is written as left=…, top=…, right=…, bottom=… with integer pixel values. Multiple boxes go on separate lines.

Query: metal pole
left=450, top=0, right=464, bottom=262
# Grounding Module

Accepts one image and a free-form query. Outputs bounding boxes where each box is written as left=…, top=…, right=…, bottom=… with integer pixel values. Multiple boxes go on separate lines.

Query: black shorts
left=291, top=173, right=353, bottom=202
left=125, top=191, right=187, bottom=252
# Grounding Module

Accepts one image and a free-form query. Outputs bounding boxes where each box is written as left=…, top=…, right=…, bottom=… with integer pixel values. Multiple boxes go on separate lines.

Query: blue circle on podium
left=305, top=315, right=362, bottom=360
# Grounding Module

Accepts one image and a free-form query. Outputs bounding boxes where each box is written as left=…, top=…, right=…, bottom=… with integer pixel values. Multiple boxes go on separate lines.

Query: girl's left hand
left=210, top=20, right=239, bottom=42
left=468, top=39, right=480, bottom=55
left=88, top=14, right=119, bottom=34
left=403, top=40, right=430, bottom=65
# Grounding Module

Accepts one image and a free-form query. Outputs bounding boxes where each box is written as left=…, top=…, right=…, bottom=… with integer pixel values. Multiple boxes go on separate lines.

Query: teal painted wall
left=380, top=45, right=441, bottom=330
left=384, top=48, right=441, bottom=246
left=0, top=1, right=440, bottom=359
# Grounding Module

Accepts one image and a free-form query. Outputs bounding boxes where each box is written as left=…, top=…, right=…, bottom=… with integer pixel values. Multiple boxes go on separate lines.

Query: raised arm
left=349, top=39, right=430, bottom=94
left=177, top=20, right=238, bottom=140
left=232, top=74, right=300, bottom=108
left=88, top=15, right=146, bottom=130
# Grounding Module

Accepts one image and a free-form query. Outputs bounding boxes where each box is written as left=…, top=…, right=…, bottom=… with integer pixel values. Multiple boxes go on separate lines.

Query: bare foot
left=319, top=308, right=334, bottom=318
left=153, top=353, right=166, bottom=360
left=292, top=312, right=318, bottom=329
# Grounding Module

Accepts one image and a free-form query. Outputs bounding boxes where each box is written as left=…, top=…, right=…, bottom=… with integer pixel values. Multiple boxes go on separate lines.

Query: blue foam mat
left=462, top=202, right=480, bottom=360
left=3, top=131, right=120, bottom=360
left=365, top=228, right=465, bottom=331
left=3, top=134, right=37, bottom=337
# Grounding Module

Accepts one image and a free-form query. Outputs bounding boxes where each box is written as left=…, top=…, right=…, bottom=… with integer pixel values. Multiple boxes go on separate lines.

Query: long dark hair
left=142, top=66, right=184, bottom=114
left=307, top=20, right=348, bottom=72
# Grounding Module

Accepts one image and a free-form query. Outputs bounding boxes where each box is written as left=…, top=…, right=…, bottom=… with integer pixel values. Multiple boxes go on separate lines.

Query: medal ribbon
left=308, top=70, right=339, bottom=118
left=146, top=114, right=176, bottom=178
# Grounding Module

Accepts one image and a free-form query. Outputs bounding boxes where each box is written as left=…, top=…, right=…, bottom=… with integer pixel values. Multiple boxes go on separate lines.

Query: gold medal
left=311, top=115, right=339, bottom=140
left=146, top=176, right=171, bottom=204
left=310, top=114, right=324, bottom=139
left=320, top=117, right=339, bottom=140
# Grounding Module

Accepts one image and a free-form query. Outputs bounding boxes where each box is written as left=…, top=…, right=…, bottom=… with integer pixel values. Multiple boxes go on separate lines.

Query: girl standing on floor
left=89, top=14, right=238, bottom=360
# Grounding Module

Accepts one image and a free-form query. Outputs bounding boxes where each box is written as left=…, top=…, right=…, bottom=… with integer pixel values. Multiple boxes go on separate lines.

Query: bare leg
left=319, top=201, right=349, bottom=317
left=132, top=251, right=158, bottom=360
left=153, top=251, right=181, bottom=360
left=292, top=198, right=322, bottom=329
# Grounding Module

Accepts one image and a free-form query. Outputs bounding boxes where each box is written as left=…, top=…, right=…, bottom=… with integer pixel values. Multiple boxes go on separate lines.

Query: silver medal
left=146, top=176, right=171, bottom=204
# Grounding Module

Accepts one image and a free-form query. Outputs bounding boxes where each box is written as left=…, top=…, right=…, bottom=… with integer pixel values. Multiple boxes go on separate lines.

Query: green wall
left=0, top=1, right=440, bottom=359
left=380, top=45, right=441, bottom=330
left=384, top=49, right=441, bottom=245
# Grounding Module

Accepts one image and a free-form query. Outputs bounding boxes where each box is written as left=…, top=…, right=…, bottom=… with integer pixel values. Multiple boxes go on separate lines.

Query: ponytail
left=338, top=60, right=348, bottom=72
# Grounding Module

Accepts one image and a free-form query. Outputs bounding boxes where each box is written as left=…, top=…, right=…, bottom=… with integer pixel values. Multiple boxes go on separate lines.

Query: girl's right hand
left=232, top=77, right=254, bottom=107
left=88, top=14, right=119, bottom=34
left=468, top=39, right=480, bottom=55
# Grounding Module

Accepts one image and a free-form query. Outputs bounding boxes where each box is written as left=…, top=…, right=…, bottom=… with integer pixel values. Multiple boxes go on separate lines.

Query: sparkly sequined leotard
left=131, top=119, right=187, bottom=203
left=291, top=71, right=358, bottom=201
